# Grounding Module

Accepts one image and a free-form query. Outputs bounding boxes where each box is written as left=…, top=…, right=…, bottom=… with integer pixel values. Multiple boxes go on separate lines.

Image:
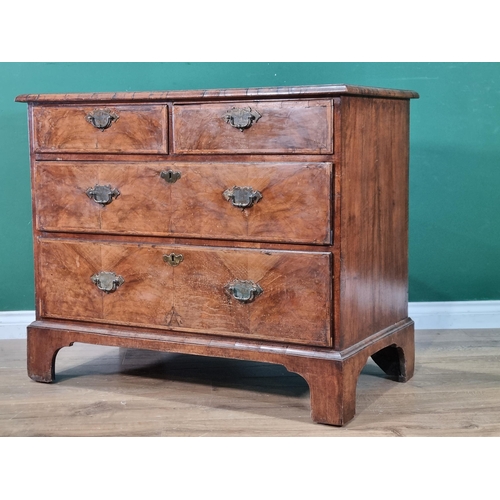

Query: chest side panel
left=337, top=97, right=410, bottom=349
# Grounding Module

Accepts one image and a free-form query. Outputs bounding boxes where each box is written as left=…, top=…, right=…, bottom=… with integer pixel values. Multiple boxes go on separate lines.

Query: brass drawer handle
left=91, top=271, right=124, bottom=293
left=86, top=184, right=120, bottom=206
left=86, top=108, right=119, bottom=131
left=163, top=253, right=184, bottom=266
left=223, top=186, right=262, bottom=209
left=160, top=170, right=181, bottom=184
left=223, top=107, right=261, bottom=131
left=225, top=280, right=263, bottom=303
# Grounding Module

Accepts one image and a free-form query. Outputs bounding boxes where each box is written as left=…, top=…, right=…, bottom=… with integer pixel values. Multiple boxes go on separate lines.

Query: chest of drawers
left=16, top=84, right=418, bottom=426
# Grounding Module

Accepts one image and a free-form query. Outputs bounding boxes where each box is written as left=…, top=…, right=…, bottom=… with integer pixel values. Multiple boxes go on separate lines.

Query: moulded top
left=15, top=84, right=419, bottom=103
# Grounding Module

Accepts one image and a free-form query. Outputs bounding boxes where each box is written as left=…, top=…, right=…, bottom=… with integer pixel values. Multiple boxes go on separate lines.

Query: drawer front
left=34, top=161, right=332, bottom=244
left=38, top=239, right=332, bottom=346
left=172, top=99, right=333, bottom=154
left=32, top=105, right=167, bottom=153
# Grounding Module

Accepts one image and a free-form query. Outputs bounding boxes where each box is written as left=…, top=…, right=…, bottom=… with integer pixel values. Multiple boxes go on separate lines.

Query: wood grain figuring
left=34, top=162, right=101, bottom=231
left=37, top=239, right=332, bottom=346
left=34, top=161, right=332, bottom=244
left=32, top=105, right=167, bottom=153
left=172, top=100, right=333, bottom=154
left=337, top=97, right=410, bottom=350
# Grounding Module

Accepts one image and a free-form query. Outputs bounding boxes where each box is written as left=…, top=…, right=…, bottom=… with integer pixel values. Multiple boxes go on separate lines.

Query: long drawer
left=34, top=161, right=332, bottom=245
left=172, top=99, right=333, bottom=154
left=32, top=105, right=168, bottom=153
left=37, top=239, right=332, bottom=346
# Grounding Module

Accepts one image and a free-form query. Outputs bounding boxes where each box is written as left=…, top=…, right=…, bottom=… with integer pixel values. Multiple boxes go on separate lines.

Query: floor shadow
left=54, top=345, right=408, bottom=423
left=57, top=347, right=311, bottom=398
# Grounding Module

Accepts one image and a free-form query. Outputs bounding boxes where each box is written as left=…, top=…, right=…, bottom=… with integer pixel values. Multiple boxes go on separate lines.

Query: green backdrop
left=1, top=62, right=499, bottom=310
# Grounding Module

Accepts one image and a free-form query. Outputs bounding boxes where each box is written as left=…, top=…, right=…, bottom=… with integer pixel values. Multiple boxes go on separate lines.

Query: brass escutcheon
left=163, top=253, right=184, bottom=266
left=160, top=170, right=181, bottom=184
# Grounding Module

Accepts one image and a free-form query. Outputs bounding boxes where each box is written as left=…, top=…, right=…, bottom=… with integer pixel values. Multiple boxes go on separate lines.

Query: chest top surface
left=15, top=83, right=419, bottom=103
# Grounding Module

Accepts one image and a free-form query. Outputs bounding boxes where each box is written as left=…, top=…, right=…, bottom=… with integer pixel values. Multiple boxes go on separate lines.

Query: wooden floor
left=0, top=328, right=499, bottom=436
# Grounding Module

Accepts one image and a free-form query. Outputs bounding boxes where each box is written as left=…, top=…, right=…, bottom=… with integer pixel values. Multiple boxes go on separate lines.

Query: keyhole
left=160, top=170, right=181, bottom=184
left=163, top=253, right=184, bottom=266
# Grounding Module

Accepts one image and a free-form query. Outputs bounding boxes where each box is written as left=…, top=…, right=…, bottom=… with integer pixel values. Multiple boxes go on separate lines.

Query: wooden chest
left=16, top=84, right=419, bottom=426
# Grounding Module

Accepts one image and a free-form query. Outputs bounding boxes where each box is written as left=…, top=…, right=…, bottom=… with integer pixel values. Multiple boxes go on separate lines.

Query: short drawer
left=34, top=161, right=332, bottom=245
left=38, top=239, right=332, bottom=347
left=32, top=104, right=167, bottom=153
left=172, top=99, right=333, bottom=154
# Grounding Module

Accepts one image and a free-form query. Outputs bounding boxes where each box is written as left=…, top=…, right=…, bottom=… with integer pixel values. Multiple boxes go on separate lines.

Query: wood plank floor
left=0, top=329, right=499, bottom=436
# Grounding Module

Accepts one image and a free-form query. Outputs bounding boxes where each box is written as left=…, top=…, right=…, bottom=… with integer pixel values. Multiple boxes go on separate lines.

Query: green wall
left=1, top=62, right=499, bottom=310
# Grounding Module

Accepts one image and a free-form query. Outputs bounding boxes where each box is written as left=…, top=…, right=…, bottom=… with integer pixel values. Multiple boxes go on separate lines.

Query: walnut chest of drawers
left=16, top=84, right=419, bottom=426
